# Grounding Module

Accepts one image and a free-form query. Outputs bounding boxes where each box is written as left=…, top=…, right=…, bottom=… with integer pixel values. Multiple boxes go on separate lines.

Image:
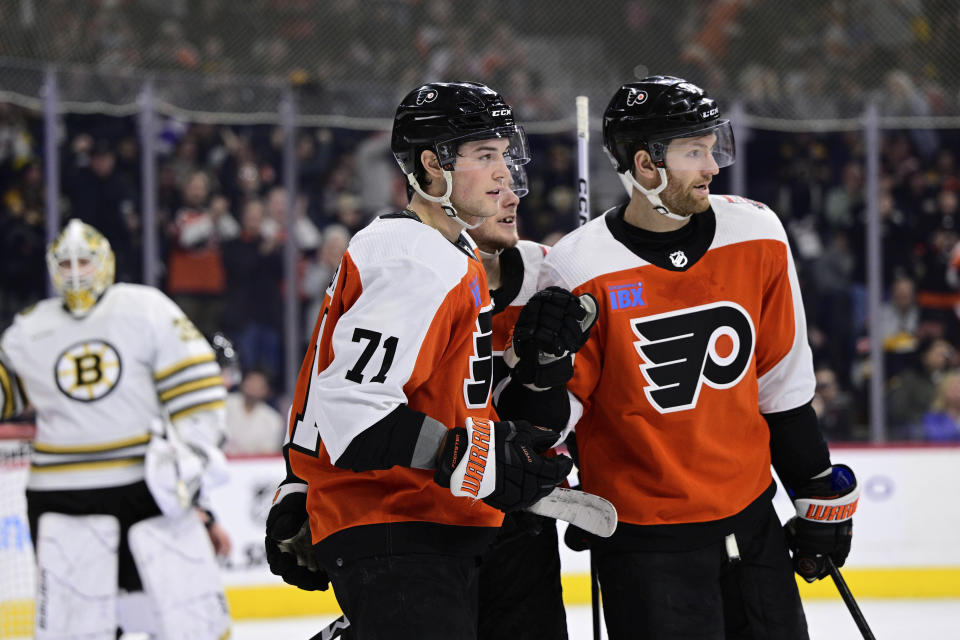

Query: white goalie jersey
left=0, top=283, right=227, bottom=491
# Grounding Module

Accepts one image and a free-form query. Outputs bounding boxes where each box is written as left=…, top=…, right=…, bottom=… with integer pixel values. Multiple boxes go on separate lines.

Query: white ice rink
left=232, top=599, right=960, bottom=640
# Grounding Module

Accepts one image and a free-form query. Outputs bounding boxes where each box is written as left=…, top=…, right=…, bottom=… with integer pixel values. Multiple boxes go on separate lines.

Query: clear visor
left=655, top=120, right=735, bottom=173
left=434, top=125, right=531, bottom=172
left=509, top=164, right=529, bottom=198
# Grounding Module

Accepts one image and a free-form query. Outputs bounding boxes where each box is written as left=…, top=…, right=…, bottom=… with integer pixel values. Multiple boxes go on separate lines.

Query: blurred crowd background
left=3, top=0, right=960, bottom=445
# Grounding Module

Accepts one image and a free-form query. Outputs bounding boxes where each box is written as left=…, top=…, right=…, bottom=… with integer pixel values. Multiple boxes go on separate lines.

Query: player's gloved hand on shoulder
left=434, top=417, right=573, bottom=512
left=506, top=287, right=598, bottom=389
left=784, top=464, right=859, bottom=582
left=264, top=485, right=329, bottom=591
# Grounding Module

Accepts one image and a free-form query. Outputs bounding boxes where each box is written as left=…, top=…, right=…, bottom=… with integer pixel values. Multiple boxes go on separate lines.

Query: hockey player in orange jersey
left=519, top=76, right=861, bottom=639
left=263, top=82, right=583, bottom=640
left=467, top=167, right=574, bottom=640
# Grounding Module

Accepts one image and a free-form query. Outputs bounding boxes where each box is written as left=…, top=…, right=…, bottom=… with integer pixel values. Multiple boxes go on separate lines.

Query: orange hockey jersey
left=540, top=195, right=815, bottom=530
left=285, top=212, right=503, bottom=554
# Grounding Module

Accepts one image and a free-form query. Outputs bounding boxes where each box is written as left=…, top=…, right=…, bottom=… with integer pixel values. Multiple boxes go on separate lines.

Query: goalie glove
left=504, top=287, right=598, bottom=390
left=784, top=464, right=860, bottom=582
left=434, top=417, right=573, bottom=512
left=264, top=483, right=330, bottom=591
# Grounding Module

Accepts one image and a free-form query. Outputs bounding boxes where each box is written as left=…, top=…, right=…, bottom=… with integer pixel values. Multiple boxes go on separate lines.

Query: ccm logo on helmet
left=491, top=108, right=511, bottom=117
left=630, top=301, right=755, bottom=413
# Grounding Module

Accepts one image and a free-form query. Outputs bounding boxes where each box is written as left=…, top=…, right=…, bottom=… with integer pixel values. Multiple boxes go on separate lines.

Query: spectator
left=919, top=370, right=960, bottom=441
left=887, top=338, right=956, bottom=436
left=878, top=276, right=920, bottom=354
left=221, top=198, right=283, bottom=380
left=302, top=223, right=350, bottom=343
left=812, top=367, right=857, bottom=441
left=165, top=171, right=238, bottom=337
left=224, top=369, right=285, bottom=455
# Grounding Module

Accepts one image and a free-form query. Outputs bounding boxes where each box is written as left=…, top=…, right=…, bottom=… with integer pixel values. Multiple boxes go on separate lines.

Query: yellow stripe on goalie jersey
left=0, top=360, right=14, bottom=419
left=30, top=456, right=145, bottom=473
left=154, top=353, right=216, bottom=382
left=33, top=432, right=152, bottom=454
left=158, top=375, right=224, bottom=402
left=169, top=398, right=226, bottom=422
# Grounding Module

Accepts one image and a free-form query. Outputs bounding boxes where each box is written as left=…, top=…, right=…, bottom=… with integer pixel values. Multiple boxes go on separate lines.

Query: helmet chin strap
left=620, top=168, right=688, bottom=222
left=476, top=247, right=502, bottom=259
left=406, top=171, right=483, bottom=230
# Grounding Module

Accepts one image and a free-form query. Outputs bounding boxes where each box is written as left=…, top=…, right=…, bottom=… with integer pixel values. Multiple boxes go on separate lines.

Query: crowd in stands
left=3, top=102, right=960, bottom=445
left=3, top=0, right=960, bottom=444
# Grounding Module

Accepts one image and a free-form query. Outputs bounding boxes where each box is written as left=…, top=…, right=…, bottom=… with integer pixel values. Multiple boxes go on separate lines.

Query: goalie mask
left=391, top=81, right=530, bottom=228
left=603, top=75, right=736, bottom=220
left=46, top=219, right=116, bottom=317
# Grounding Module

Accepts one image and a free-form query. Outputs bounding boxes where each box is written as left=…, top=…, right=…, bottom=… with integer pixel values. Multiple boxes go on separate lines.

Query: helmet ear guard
left=46, top=219, right=116, bottom=317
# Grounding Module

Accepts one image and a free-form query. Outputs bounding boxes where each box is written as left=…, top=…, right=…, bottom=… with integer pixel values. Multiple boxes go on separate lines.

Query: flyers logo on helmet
left=626, top=89, right=648, bottom=107
left=630, top=301, right=755, bottom=413
left=416, top=89, right=438, bottom=105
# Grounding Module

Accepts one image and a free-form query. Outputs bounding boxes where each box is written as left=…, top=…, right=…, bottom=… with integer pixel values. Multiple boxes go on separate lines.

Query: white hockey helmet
left=46, top=219, right=116, bottom=317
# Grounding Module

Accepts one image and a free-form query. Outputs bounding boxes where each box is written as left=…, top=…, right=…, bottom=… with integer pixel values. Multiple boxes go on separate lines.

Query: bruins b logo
left=55, top=339, right=122, bottom=402
left=631, top=302, right=754, bottom=413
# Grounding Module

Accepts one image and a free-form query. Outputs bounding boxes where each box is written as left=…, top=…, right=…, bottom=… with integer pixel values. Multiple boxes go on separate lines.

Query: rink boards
left=3, top=444, right=959, bottom=625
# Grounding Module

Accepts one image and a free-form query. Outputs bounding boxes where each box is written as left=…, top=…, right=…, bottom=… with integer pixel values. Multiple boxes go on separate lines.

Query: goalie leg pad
left=35, top=513, right=119, bottom=640
left=128, top=513, right=231, bottom=640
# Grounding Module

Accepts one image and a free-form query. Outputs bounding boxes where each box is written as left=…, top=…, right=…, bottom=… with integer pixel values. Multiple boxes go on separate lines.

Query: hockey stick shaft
left=827, top=558, right=876, bottom=640
left=307, top=614, right=350, bottom=640
left=590, top=553, right=601, bottom=640
left=576, top=95, right=590, bottom=227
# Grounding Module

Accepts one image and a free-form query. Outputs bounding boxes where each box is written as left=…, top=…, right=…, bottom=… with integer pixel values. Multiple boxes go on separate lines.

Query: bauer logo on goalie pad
left=630, top=301, right=755, bottom=413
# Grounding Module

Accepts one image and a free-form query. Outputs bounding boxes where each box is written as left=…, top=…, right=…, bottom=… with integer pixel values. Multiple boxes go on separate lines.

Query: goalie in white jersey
left=0, top=219, right=231, bottom=639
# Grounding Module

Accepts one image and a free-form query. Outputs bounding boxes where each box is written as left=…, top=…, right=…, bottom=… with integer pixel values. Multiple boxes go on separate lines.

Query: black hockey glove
left=434, top=417, right=573, bottom=512
left=783, top=464, right=859, bottom=582
left=507, top=288, right=598, bottom=389
left=264, top=486, right=330, bottom=591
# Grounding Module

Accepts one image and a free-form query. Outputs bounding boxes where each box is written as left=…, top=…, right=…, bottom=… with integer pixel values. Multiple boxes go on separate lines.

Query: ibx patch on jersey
left=607, top=281, right=646, bottom=311
left=630, top=301, right=755, bottom=413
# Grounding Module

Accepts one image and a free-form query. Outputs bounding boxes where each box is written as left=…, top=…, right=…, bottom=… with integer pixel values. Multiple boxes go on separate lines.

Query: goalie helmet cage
left=0, top=423, right=35, bottom=640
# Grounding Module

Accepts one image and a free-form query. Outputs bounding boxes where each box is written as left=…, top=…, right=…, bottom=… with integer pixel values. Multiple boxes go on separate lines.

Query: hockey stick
left=576, top=93, right=603, bottom=640
left=576, top=95, right=591, bottom=227
left=306, top=614, right=350, bottom=640
left=827, top=558, right=876, bottom=640
left=526, top=486, right=616, bottom=537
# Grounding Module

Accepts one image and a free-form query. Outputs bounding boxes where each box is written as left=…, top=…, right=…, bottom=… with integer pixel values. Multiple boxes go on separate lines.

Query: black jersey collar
left=604, top=203, right=716, bottom=271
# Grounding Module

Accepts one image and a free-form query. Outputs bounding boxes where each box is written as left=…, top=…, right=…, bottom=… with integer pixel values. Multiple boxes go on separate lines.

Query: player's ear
left=420, top=150, right=443, bottom=180
left=633, top=149, right=658, bottom=181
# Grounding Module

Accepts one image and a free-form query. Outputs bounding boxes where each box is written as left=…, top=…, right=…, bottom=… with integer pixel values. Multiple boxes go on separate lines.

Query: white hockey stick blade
left=526, top=486, right=617, bottom=537
left=307, top=614, right=350, bottom=640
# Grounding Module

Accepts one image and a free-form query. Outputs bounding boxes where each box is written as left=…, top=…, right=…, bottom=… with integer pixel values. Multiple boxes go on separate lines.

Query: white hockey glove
left=434, top=417, right=572, bottom=512
left=145, top=419, right=229, bottom=518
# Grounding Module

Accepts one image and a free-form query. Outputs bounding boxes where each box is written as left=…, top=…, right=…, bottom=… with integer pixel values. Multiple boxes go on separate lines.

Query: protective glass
left=655, top=120, right=736, bottom=172
left=509, top=164, right=529, bottom=198
left=434, top=125, right=531, bottom=172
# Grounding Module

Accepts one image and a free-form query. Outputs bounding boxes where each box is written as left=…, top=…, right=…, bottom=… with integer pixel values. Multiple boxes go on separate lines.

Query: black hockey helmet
left=391, top=81, right=529, bottom=178
left=603, top=75, right=734, bottom=173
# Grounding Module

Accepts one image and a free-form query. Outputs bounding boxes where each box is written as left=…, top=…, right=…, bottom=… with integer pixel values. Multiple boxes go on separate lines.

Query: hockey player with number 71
left=263, top=81, right=595, bottom=640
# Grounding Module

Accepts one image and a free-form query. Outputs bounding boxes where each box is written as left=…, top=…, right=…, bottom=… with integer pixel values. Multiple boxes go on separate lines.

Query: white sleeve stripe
left=155, top=362, right=222, bottom=391
left=154, top=354, right=216, bottom=382
left=164, top=386, right=228, bottom=415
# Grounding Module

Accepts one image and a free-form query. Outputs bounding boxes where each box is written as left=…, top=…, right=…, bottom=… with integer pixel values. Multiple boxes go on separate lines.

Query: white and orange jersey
left=286, top=212, right=503, bottom=543
left=0, top=284, right=226, bottom=491
left=540, top=195, right=815, bottom=527
left=490, top=240, right=548, bottom=386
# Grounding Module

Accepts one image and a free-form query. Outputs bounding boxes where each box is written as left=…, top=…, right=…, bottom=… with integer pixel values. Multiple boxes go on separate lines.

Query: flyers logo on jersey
left=630, top=301, right=755, bottom=413
left=464, top=303, right=494, bottom=409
